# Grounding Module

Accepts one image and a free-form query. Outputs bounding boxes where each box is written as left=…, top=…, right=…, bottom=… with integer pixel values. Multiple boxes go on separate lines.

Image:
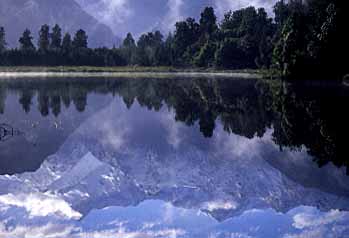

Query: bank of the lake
left=0, top=66, right=263, bottom=79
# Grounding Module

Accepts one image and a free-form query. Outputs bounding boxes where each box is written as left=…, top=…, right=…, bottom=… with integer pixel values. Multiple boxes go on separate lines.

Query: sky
left=75, top=0, right=278, bottom=37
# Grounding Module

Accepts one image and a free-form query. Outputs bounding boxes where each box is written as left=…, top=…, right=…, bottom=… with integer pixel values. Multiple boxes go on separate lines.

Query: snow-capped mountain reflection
left=0, top=97, right=349, bottom=237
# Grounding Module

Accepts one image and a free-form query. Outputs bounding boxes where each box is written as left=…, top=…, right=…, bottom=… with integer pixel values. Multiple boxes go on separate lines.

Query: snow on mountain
left=0, top=97, right=349, bottom=237
left=0, top=97, right=348, bottom=221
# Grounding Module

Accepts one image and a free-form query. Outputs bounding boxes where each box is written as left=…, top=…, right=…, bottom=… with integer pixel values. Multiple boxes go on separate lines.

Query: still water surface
left=0, top=77, right=348, bottom=237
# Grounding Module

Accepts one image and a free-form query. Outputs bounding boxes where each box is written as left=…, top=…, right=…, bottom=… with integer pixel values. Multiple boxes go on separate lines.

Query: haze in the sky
left=0, top=0, right=118, bottom=48
left=0, top=0, right=277, bottom=47
left=75, top=0, right=278, bottom=38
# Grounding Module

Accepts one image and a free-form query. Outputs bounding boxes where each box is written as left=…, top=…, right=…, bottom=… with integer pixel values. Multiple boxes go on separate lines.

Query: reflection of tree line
left=271, top=82, right=349, bottom=173
left=0, top=80, right=92, bottom=116
left=0, top=78, right=347, bottom=171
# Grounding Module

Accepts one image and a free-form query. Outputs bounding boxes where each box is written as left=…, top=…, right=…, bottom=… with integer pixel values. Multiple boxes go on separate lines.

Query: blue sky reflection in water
left=0, top=77, right=349, bottom=238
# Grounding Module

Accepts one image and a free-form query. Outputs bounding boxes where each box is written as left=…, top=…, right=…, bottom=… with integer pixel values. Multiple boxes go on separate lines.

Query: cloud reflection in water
left=0, top=94, right=349, bottom=238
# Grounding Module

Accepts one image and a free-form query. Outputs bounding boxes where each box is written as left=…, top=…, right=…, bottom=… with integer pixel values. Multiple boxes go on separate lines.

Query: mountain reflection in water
left=0, top=77, right=348, bottom=238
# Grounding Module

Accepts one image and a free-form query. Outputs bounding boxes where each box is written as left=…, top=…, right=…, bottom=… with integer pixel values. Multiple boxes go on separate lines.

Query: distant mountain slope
left=75, top=0, right=214, bottom=38
left=0, top=0, right=119, bottom=48
left=75, top=0, right=278, bottom=38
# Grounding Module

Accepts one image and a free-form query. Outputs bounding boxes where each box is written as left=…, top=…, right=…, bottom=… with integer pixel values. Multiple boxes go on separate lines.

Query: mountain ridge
left=0, top=0, right=120, bottom=48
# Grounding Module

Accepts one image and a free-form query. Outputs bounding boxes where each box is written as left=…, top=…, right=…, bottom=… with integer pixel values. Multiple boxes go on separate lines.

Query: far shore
left=0, top=66, right=263, bottom=79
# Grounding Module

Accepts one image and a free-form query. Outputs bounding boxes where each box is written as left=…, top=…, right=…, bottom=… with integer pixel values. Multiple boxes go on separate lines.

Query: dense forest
left=0, top=0, right=348, bottom=79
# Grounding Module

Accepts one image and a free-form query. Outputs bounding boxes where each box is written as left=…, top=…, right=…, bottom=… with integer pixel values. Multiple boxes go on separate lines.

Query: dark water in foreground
left=0, top=77, right=349, bottom=238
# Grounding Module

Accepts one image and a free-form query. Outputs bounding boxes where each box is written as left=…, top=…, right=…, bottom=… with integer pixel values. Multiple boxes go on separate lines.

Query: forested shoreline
left=0, top=0, right=348, bottom=80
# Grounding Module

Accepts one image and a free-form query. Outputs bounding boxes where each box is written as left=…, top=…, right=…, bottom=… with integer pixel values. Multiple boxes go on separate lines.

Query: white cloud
left=215, top=0, right=278, bottom=17
left=99, top=0, right=133, bottom=24
left=75, top=228, right=186, bottom=238
left=76, top=0, right=133, bottom=33
left=292, top=208, right=348, bottom=229
left=203, top=200, right=238, bottom=212
left=208, top=232, right=253, bottom=238
left=99, top=107, right=129, bottom=150
left=230, top=233, right=253, bottom=238
left=0, top=222, right=185, bottom=238
left=161, top=0, right=184, bottom=31
left=162, top=202, right=175, bottom=223
left=0, top=223, right=76, bottom=238
left=214, top=126, right=273, bottom=159
left=283, top=227, right=329, bottom=238
left=283, top=207, right=349, bottom=238
left=0, top=193, right=81, bottom=219
left=160, top=109, right=184, bottom=149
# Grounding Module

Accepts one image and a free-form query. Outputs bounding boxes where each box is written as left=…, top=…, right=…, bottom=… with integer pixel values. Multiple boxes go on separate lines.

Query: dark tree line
left=0, top=25, right=126, bottom=66
left=272, top=0, right=349, bottom=79
left=0, top=0, right=348, bottom=79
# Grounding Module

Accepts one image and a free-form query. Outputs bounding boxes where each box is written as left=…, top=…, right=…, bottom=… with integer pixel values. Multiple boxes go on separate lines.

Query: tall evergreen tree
left=274, top=0, right=290, bottom=28
left=61, top=33, right=72, bottom=65
left=219, top=6, right=274, bottom=69
left=38, top=24, right=50, bottom=52
left=199, top=7, right=218, bottom=42
left=173, top=17, right=200, bottom=65
left=134, top=31, right=165, bottom=66
left=72, top=29, right=88, bottom=49
left=50, top=24, right=62, bottom=50
left=0, top=27, right=6, bottom=65
left=196, top=7, right=218, bottom=66
left=122, top=33, right=136, bottom=64
left=0, top=27, right=6, bottom=53
left=123, top=33, right=136, bottom=48
left=19, top=29, right=35, bottom=51
left=62, top=33, right=72, bottom=53
left=163, top=33, right=174, bottom=65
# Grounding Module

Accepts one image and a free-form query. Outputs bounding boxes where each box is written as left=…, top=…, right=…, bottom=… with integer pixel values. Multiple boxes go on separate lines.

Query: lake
left=0, top=76, right=348, bottom=238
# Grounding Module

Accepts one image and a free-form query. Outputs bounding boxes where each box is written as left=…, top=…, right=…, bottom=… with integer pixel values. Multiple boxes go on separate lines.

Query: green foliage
left=194, top=41, right=216, bottom=67
left=62, top=33, right=72, bottom=54
left=272, top=0, right=308, bottom=78
left=50, top=24, right=62, bottom=50
left=19, top=29, right=35, bottom=51
left=123, top=33, right=135, bottom=48
left=73, top=29, right=88, bottom=49
left=274, top=0, right=289, bottom=27
left=0, top=27, right=6, bottom=53
left=199, top=7, right=218, bottom=42
left=38, top=24, right=50, bottom=52
left=215, top=38, right=245, bottom=68
left=190, top=7, right=219, bottom=68
left=272, top=12, right=306, bottom=78
left=0, top=27, right=6, bottom=65
left=272, top=0, right=348, bottom=79
left=0, top=1, right=347, bottom=79
left=220, top=6, right=275, bottom=69
left=135, top=31, right=164, bottom=66
left=121, top=33, right=136, bottom=65
left=172, top=18, right=200, bottom=65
